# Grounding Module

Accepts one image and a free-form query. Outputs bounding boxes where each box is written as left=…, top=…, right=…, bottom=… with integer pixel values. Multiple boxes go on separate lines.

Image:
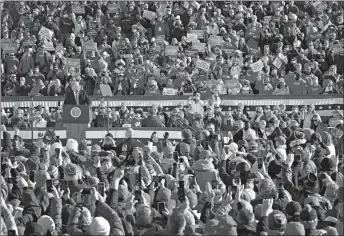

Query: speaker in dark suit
left=64, top=81, right=91, bottom=105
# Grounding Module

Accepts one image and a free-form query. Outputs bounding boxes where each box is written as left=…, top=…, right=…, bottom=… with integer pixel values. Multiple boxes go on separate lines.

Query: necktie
left=75, top=91, right=79, bottom=105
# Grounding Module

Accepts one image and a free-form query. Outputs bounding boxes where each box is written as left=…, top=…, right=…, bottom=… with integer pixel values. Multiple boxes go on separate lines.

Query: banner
left=66, top=58, right=81, bottom=68
left=222, top=45, right=236, bottom=54
left=196, top=59, right=210, bottom=71
left=187, top=33, right=198, bottom=42
left=83, top=41, right=97, bottom=51
left=162, top=88, right=179, bottom=95
left=250, top=60, right=264, bottom=72
left=72, top=5, right=85, bottom=14
left=2, top=96, right=342, bottom=119
left=192, top=42, right=206, bottom=52
left=38, top=26, right=53, bottom=40
left=143, top=10, right=156, bottom=20
left=165, top=46, right=179, bottom=56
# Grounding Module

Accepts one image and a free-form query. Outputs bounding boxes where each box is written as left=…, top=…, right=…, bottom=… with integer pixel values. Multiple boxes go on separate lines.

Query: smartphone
left=56, top=136, right=60, bottom=141
left=136, top=169, right=141, bottom=187
left=257, top=157, right=263, bottom=169
left=173, top=151, right=179, bottom=162
left=29, top=171, right=35, bottom=182
left=97, top=182, right=105, bottom=196
left=177, top=185, right=186, bottom=202
left=189, top=176, right=196, bottom=188
left=59, top=179, right=68, bottom=192
left=81, top=188, right=92, bottom=205
left=157, top=202, right=166, bottom=214
left=134, top=190, right=141, bottom=203
left=231, top=186, right=238, bottom=197
left=46, top=179, right=53, bottom=192
left=179, top=158, right=184, bottom=163
left=8, top=230, right=16, bottom=236
left=204, top=141, right=209, bottom=150
left=211, top=180, right=218, bottom=189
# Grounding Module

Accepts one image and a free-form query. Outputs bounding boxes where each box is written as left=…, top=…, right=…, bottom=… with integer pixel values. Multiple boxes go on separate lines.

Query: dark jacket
left=115, top=138, right=145, bottom=156
left=63, top=87, right=91, bottom=105
left=141, top=115, right=165, bottom=128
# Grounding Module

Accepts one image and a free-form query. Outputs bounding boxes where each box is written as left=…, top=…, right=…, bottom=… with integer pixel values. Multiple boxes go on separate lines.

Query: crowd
left=1, top=1, right=344, bottom=97
left=1, top=1, right=344, bottom=236
left=0, top=111, right=344, bottom=236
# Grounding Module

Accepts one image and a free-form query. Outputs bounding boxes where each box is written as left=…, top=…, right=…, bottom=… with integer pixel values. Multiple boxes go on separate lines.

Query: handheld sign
left=143, top=10, right=156, bottom=20
left=72, top=5, right=85, bottom=14
left=136, top=23, right=147, bottom=34
left=29, top=84, right=44, bottom=97
left=162, top=88, right=178, bottom=95
left=208, top=35, right=223, bottom=46
left=83, top=41, right=97, bottom=52
left=192, top=42, right=206, bottom=52
left=250, top=59, right=264, bottom=72
left=165, top=46, right=179, bottom=56
left=66, top=58, right=81, bottom=69
left=187, top=33, right=198, bottom=42
left=100, top=84, right=113, bottom=97
left=38, top=26, right=53, bottom=40
left=2, top=43, right=17, bottom=53
left=196, top=60, right=210, bottom=71
left=44, top=41, right=55, bottom=51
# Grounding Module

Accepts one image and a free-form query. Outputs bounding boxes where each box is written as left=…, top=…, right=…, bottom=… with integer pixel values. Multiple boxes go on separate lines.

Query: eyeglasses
left=312, top=119, right=318, bottom=122
left=100, top=107, right=106, bottom=110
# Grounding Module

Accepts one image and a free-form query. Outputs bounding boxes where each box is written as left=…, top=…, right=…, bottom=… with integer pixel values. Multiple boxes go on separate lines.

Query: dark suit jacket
left=141, top=115, right=165, bottom=127
left=63, top=87, right=91, bottom=105
left=115, top=138, right=145, bottom=156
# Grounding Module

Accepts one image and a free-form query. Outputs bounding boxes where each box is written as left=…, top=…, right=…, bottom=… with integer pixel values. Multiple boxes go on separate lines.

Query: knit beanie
left=89, top=217, right=110, bottom=236
left=37, top=215, right=55, bottom=234
left=237, top=209, right=255, bottom=225
left=24, top=222, right=43, bottom=236
left=300, top=205, right=318, bottom=229
left=286, top=201, right=302, bottom=217
left=66, top=138, right=79, bottom=153
left=285, top=222, right=305, bottom=236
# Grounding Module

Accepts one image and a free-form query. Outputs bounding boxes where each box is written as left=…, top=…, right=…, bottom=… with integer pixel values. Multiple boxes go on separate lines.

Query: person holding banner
left=63, top=80, right=90, bottom=105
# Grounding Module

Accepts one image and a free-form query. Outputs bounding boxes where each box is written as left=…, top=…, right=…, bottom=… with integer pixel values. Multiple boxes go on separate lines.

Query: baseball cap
left=268, top=210, right=287, bottom=231
left=286, top=201, right=302, bottom=217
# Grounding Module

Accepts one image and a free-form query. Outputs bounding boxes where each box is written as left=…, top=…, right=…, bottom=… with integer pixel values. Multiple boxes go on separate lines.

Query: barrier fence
left=2, top=95, right=343, bottom=118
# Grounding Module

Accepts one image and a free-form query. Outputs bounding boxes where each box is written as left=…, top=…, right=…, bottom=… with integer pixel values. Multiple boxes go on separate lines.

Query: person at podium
left=64, top=81, right=90, bottom=105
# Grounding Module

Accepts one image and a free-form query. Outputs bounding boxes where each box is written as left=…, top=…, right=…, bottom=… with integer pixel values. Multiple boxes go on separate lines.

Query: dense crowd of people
left=1, top=1, right=344, bottom=236
left=1, top=1, right=343, bottom=97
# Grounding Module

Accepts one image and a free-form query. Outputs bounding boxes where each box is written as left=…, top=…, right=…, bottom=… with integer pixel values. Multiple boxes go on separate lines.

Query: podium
left=62, top=105, right=92, bottom=143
